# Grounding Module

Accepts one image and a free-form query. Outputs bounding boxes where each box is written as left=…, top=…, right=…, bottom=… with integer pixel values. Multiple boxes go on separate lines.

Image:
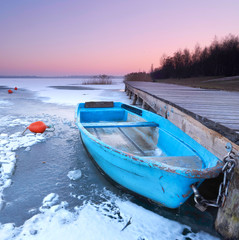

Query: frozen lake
left=0, top=77, right=220, bottom=239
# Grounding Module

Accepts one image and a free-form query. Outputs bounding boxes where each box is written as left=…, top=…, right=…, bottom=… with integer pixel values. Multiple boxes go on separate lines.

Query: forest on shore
left=125, top=34, right=239, bottom=82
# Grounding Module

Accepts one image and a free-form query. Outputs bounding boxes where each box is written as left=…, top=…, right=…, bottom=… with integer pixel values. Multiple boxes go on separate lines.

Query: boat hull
left=81, top=130, right=199, bottom=208
left=76, top=102, right=223, bottom=208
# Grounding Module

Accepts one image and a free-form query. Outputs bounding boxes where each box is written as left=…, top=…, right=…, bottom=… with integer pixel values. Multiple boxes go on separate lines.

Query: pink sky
left=0, top=0, right=239, bottom=76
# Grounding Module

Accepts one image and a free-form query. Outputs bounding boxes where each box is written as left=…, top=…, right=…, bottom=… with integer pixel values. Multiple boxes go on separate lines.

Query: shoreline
left=154, top=76, right=239, bottom=92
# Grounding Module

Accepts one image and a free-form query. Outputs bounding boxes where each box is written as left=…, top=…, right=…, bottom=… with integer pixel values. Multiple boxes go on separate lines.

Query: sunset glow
left=0, top=0, right=239, bottom=76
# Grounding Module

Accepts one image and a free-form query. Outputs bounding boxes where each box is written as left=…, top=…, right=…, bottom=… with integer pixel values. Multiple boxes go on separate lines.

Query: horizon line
left=0, top=75, right=124, bottom=79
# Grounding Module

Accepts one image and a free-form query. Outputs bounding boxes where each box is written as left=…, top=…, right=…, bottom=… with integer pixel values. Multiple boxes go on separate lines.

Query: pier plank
left=125, top=81, right=239, bottom=145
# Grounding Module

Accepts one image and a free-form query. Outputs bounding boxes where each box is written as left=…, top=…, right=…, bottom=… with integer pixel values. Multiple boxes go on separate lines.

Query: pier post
left=129, top=91, right=132, bottom=99
left=215, top=166, right=239, bottom=239
left=138, top=97, right=143, bottom=105
left=132, top=94, right=138, bottom=105
left=142, top=101, right=150, bottom=110
left=142, top=101, right=146, bottom=109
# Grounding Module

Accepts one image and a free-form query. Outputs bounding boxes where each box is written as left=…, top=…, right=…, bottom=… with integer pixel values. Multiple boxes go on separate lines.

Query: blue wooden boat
left=75, top=101, right=223, bottom=208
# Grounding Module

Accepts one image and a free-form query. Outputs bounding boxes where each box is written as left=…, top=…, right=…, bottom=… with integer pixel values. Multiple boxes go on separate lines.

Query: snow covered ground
left=0, top=77, right=220, bottom=240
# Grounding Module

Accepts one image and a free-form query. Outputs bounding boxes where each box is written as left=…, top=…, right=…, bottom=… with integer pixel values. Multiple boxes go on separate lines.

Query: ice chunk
left=28, top=208, right=37, bottom=214
left=0, top=223, right=15, bottom=239
left=25, top=147, right=31, bottom=151
left=67, top=169, right=82, bottom=180
left=42, top=193, right=59, bottom=208
left=1, top=163, right=15, bottom=176
left=5, top=152, right=14, bottom=157
left=6, top=152, right=16, bottom=162
left=0, top=140, right=8, bottom=145
left=3, top=179, right=12, bottom=188
left=0, top=133, right=8, bottom=139
left=77, top=195, right=86, bottom=200
left=50, top=201, right=69, bottom=212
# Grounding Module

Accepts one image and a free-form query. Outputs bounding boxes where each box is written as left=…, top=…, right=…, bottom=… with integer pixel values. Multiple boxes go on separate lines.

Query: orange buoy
left=21, top=121, right=55, bottom=135
left=8, top=89, right=13, bottom=94
left=14, top=87, right=18, bottom=90
left=28, top=121, right=48, bottom=133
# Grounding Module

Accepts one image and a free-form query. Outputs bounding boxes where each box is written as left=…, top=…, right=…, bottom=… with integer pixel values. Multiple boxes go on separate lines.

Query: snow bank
left=0, top=192, right=219, bottom=240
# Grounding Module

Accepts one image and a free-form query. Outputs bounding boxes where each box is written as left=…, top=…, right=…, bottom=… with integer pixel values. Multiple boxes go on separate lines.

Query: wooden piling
left=132, top=94, right=137, bottom=105
left=215, top=169, right=239, bottom=239
left=129, top=91, right=132, bottom=99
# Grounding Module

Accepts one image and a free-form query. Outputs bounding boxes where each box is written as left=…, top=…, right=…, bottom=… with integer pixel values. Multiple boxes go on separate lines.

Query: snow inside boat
left=75, top=101, right=223, bottom=208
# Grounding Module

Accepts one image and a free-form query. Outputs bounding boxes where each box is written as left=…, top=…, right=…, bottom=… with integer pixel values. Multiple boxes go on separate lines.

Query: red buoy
left=8, top=89, right=13, bottom=94
left=21, top=121, right=54, bottom=135
left=28, top=121, right=48, bottom=133
left=14, top=87, right=18, bottom=90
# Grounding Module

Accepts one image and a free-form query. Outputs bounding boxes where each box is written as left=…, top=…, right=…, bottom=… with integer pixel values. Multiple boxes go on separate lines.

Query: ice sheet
left=0, top=77, right=219, bottom=240
left=0, top=77, right=129, bottom=106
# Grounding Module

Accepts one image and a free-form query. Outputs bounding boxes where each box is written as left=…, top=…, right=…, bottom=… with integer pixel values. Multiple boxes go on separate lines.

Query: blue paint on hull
left=75, top=102, right=223, bottom=208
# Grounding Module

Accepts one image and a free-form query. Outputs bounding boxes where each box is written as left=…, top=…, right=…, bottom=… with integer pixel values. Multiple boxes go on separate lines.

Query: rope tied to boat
left=191, top=143, right=238, bottom=212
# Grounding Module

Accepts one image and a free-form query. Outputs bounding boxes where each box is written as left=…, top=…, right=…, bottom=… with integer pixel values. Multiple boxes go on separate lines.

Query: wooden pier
left=125, top=81, right=239, bottom=239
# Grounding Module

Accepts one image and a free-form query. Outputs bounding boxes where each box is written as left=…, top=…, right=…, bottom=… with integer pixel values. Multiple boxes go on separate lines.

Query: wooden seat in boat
left=82, top=121, right=159, bottom=128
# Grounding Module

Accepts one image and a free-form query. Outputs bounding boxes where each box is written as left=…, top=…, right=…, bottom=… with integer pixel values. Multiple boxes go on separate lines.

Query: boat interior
left=80, top=103, right=205, bottom=169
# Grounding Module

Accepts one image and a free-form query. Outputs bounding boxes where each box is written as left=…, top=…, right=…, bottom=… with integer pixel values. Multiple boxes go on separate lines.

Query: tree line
left=151, top=34, right=239, bottom=80
left=124, top=72, right=151, bottom=82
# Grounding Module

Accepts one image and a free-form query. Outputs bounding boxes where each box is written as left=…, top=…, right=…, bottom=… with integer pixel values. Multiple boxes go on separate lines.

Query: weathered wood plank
left=125, top=81, right=239, bottom=151
left=125, top=81, right=239, bottom=142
